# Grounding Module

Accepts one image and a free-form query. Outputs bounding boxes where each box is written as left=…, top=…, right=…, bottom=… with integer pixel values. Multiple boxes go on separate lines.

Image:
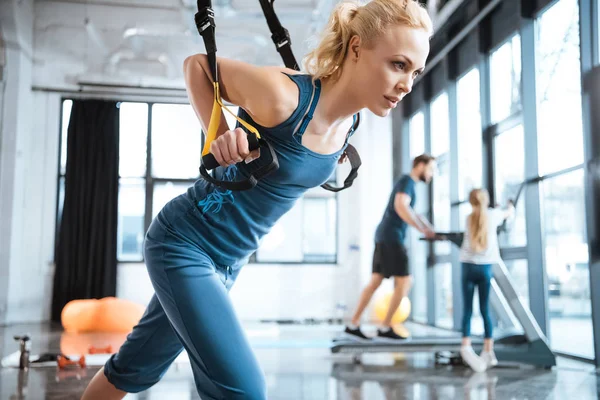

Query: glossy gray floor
left=0, top=322, right=598, bottom=399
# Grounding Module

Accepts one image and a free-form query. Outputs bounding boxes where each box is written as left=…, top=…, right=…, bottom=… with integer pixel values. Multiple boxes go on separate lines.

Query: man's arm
left=416, top=214, right=434, bottom=230
left=394, top=193, right=436, bottom=238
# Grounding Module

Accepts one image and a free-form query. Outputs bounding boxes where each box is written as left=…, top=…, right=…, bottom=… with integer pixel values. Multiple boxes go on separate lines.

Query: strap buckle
left=271, top=28, right=291, bottom=49
left=194, top=6, right=217, bottom=53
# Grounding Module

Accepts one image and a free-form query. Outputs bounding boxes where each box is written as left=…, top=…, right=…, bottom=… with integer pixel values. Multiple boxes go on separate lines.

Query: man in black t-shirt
left=345, top=154, right=437, bottom=340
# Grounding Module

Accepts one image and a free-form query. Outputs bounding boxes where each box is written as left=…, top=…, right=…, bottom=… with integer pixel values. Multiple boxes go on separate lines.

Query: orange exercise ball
left=61, top=297, right=145, bottom=333
left=374, top=294, right=411, bottom=324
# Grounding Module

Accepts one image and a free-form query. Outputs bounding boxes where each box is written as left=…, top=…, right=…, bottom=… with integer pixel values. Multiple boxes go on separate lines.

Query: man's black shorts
left=372, top=242, right=410, bottom=278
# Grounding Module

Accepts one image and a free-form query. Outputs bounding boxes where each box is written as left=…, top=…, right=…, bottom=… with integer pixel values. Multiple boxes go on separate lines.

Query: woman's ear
left=348, top=35, right=362, bottom=61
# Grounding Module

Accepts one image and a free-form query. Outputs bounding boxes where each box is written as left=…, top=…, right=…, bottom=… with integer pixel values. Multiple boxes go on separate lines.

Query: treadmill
left=331, top=232, right=556, bottom=368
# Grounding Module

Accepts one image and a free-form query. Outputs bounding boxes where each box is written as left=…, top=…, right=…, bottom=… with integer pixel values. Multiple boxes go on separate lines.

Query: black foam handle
left=201, top=134, right=260, bottom=170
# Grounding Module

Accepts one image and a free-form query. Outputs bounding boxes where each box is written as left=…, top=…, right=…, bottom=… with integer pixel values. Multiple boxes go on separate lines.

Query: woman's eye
left=393, top=61, right=406, bottom=70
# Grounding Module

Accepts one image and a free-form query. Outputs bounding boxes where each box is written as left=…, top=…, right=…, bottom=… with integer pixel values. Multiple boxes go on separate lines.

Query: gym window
left=56, top=100, right=338, bottom=264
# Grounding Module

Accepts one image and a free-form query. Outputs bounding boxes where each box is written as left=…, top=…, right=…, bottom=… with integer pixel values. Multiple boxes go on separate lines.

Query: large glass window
left=119, top=102, right=148, bottom=178
left=151, top=104, right=201, bottom=179
left=117, top=103, right=149, bottom=261
left=494, top=125, right=527, bottom=247
left=118, top=178, right=146, bottom=261
left=456, top=68, right=483, bottom=201
left=598, top=0, right=600, bottom=61
left=430, top=92, right=452, bottom=329
left=504, top=259, right=530, bottom=309
left=57, top=100, right=73, bottom=234
left=430, top=92, right=451, bottom=255
left=255, top=187, right=337, bottom=263
left=542, top=168, right=591, bottom=358
left=302, top=196, right=337, bottom=262
left=535, top=0, right=584, bottom=175
left=409, top=227, right=428, bottom=323
left=435, top=263, right=453, bottom=329
left=409, top=111, right=425, bottom=159
left=432, top=155, right=451, bottom=254
left=430, top=93, right=450, bottom=157
left=57, top=103, right=183, bottom=262
left=489, top=34, right=522, bottom=124
left=409, top=110, right=429, bottom=322
left=60, top=100, right=72, bottom=176
left=58, top=102, right=338, bottom=264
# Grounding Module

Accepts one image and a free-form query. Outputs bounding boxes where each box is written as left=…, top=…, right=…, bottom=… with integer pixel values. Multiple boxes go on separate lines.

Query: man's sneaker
left=376, top=327, right=408, bottom=340
left=460, top=346, right=487, bottom=372
left=481, top=350, right=498, bottom=368
left=344, top=326, right=370, bottom=341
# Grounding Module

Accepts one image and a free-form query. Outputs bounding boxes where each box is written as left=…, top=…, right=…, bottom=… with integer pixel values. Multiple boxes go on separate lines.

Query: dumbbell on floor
left=57, top=355, right=86, bottom=369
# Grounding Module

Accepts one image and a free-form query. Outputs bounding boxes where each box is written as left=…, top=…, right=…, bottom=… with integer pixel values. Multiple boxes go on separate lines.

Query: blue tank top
left=157, top=73, right=357, bottom=268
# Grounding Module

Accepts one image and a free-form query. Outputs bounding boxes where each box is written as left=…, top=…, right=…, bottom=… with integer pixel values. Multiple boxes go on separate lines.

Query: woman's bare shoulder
left=221, top=61, right=301, bottom=127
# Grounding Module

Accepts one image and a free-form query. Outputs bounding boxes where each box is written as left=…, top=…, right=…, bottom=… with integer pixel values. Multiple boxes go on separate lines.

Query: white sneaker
left=481, top=350, right=498, bottom=368
left=460, top=346, right=487, bottom=372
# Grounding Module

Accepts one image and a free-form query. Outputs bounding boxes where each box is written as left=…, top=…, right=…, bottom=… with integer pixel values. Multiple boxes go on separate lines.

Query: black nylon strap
left=320, top=113, right=362, bottom=191
left=258, top=0, right=299, bottom=70
left=195, top=0, right=279, bottom=191
left=321, top=144, right=362, bottom=192
left=194, top=3, right=217, bottom=81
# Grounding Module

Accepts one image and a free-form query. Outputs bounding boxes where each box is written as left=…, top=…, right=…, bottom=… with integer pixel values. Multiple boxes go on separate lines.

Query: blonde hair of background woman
left=468, top=189, right=490, bottom=252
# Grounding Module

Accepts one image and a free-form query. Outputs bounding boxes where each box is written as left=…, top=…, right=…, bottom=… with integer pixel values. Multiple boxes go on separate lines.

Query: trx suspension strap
left=320, top=115, right=362, bottom=192
left=257, top=0, right=299, bottom=70
left=258, top=0, right=362, bottom=192
left=195, top=0, right=279, bottom=191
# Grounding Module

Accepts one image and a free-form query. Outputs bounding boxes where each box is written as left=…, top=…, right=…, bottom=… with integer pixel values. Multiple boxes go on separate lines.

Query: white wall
left=5, top=91, right=61, bottom=324
left=0, top=0, right=60, bottom=324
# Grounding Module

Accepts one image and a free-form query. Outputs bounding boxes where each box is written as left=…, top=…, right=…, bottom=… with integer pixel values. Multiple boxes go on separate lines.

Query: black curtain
left=51, top=99, right=119, bottom=322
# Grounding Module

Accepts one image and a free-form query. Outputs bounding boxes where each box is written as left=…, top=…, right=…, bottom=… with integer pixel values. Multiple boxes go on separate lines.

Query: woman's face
left=349, top=24, right=430, bottom=117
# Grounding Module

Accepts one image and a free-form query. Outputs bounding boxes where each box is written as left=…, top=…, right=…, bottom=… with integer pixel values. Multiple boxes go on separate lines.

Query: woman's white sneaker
left=460, top=346, right=487, bottom=372
left=481, top=350, right=498, bottom=368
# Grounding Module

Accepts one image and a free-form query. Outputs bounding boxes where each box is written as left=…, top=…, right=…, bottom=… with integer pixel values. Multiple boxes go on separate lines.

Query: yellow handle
left=202, top=82, right=261, bottom=156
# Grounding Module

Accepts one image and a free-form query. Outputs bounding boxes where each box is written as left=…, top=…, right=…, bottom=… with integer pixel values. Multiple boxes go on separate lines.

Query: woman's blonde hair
left=468, top=189, right=490, bottom=252
left=304, top=0, right=434, bottom=81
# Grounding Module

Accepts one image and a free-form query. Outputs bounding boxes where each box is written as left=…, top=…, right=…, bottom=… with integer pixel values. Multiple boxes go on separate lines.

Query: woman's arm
left=502, top=202, right=516, bottom=220
left=183, top=54, right=299, bottom=133
left=491, top=203, right=515, bottom=227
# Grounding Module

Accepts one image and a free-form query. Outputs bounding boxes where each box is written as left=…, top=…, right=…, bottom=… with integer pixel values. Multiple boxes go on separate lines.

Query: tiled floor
left=0, top=322, right=598, bottom=399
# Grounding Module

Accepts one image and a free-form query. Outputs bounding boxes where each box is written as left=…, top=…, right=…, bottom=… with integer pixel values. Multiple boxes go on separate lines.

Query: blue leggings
left=461, top=262, right=493, bottom=339
left=103, top=199, right=266, bottom=399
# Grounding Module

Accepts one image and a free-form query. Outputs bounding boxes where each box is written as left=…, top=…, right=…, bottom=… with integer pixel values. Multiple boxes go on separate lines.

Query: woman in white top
left=459, top=188, right=513, bottom=372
